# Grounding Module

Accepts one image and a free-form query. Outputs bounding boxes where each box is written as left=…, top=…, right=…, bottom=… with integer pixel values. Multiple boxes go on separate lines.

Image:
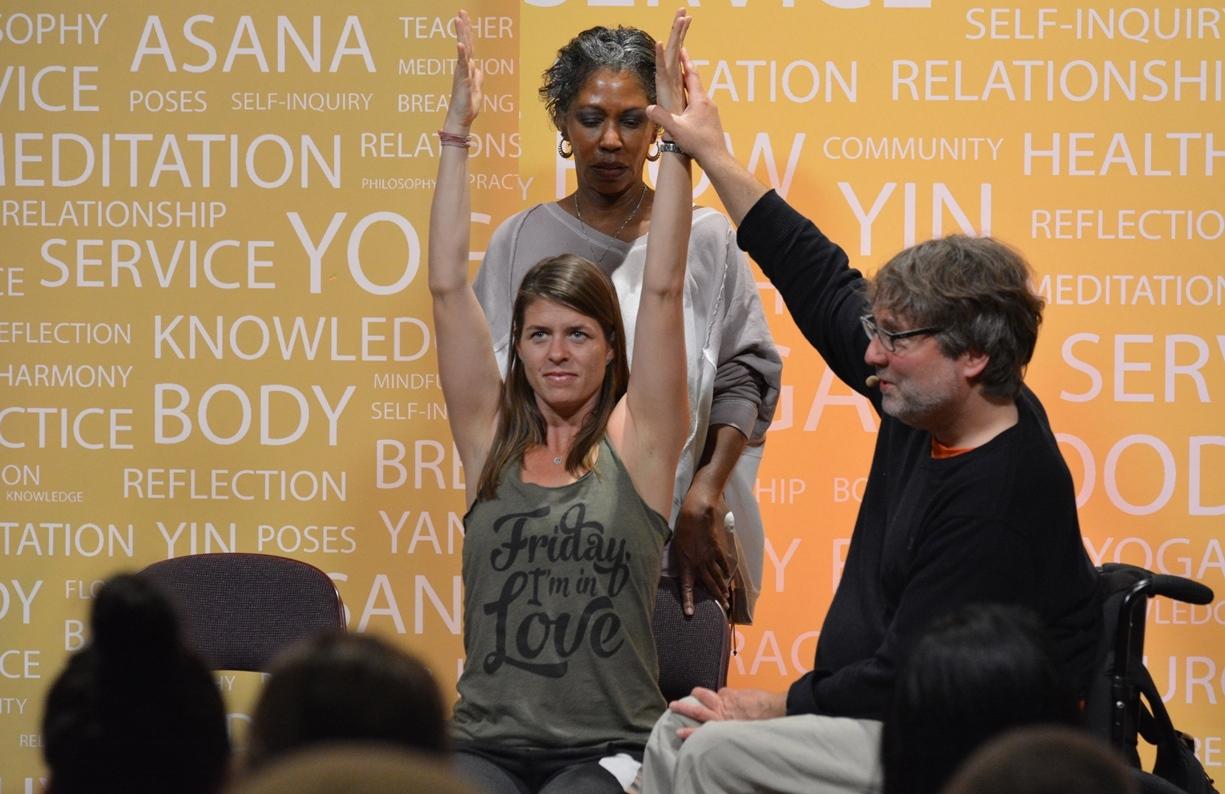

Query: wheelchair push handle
left=1143, top=573, right=1214, bottom=605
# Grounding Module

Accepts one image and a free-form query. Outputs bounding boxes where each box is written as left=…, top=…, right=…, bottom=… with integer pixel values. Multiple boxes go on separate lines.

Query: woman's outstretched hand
left=444, top=10, right=483, bottom=132
left=655, top=10, right=692, bottom=116
left=647, top=50, right=727, bottom=167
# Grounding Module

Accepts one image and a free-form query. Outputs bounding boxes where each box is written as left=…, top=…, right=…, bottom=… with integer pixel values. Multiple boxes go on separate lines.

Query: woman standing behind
left=430, top=11, right=695, bottom=793
left=473, top=21, right=780, bottom=616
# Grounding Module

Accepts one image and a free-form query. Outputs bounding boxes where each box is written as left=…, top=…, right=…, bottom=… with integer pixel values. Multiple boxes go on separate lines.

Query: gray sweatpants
left=640, top=698, right=883, bottom=794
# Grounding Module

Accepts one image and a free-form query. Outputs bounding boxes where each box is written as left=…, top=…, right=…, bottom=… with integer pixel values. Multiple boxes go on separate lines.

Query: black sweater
left=738, top=191, right=1101, bottom=720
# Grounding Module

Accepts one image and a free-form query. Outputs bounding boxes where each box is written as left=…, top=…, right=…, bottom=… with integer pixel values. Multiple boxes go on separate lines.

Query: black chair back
left=140, top=553, right=346, bottom=671
left=653, top=577, right=731, bottom=701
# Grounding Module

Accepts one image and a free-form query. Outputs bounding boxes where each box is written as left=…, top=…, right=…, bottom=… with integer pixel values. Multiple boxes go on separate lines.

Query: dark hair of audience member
left=882, top=603, right=1081, bottom=794
left=233, top=745, right=476, bottom=794
left=41, top=573, right=231, bottom=794
left=245, top=632, right=447, bottom=771
left=941, top=725, right=1139, bottom=794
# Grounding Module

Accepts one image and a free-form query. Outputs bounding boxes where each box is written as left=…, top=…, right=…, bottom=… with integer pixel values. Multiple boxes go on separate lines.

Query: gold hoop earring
left=646, top=140, right=661, bottom=162
left=558, top=138, right=573, bottom=159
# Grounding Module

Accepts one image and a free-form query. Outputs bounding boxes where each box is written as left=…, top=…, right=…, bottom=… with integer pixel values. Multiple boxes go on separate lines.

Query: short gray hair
left=868, top=235, right=1045, bottom=398
left=540, top=26, right=657, bottom=130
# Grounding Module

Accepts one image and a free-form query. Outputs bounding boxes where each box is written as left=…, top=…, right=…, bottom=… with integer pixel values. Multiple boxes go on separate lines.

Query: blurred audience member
left=942, top=726, right=1139, bottom=794
left=245, top=633, right=446, bottom=770
left=42, top=573, right=230, bottom=794
left=232, top=744, right=474, bottom=794
left=882, top=604, right=1081, bottom=794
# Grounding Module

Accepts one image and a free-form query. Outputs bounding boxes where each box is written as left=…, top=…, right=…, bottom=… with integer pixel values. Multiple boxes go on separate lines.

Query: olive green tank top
left=452, top=438, right=669, bottom=748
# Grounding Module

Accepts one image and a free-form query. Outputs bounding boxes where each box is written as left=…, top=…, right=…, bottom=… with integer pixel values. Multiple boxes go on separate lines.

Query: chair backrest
left=140, top=553, right=346, bottom=671
left=653, top=577, right=731, bottom=702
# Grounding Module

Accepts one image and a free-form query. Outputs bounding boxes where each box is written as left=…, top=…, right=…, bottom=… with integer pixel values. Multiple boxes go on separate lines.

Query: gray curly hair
left=539, top=26, right=657, bottom=130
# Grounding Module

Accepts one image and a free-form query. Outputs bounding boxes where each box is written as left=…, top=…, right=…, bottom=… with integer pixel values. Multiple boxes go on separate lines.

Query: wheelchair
left=1085, top=563, right=1218, bottom=794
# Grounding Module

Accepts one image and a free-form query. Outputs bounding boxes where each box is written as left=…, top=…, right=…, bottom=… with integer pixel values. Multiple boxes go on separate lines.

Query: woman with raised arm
left=472, top=17, right=780, bottom=619
left=430, top=11, right=695, bottom=794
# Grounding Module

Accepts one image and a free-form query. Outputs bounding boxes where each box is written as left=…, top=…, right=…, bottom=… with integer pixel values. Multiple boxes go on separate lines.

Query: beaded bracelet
left=436, top=130, right=472, bottom=149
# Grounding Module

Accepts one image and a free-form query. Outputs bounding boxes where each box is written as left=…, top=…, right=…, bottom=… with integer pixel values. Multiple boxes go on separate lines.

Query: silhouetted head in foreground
left=941, top=725, right=1138, bottom=794
left=882, top=603, right=1080, bottom=794
left=42, top=573, right=230, bottom=794
left=245, top=632, right=447, bottom=771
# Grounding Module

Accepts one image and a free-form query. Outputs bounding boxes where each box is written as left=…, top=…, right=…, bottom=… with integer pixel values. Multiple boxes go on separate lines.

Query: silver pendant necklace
left=573, top=183, right=647, bottom=266
left=552, top=455, right=563, bottom=465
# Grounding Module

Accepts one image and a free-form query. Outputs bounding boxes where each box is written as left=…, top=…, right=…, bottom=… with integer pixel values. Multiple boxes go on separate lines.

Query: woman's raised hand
left=655, top=10, right=691, bottom=116
left=444, top=10, right=483, bottom=132
left=647, top=49, right=730, bottom=171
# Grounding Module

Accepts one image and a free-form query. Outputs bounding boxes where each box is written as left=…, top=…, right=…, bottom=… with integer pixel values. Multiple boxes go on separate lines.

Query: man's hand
left=670, top=687, right=787, bottom=740
left=673, top=482, right=731, bottom=615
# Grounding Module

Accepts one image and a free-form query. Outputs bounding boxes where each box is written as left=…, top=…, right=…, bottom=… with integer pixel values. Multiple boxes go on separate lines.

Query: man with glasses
left=639, top=55, right=1101, bottom=794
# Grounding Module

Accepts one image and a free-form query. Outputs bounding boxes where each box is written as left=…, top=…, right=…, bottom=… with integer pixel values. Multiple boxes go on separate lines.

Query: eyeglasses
left=859, top=314, right=943, bottom=353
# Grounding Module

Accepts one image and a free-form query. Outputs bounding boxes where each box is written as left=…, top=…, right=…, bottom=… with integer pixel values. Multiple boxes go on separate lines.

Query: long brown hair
left=476, top=255, right=629, bottom=501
